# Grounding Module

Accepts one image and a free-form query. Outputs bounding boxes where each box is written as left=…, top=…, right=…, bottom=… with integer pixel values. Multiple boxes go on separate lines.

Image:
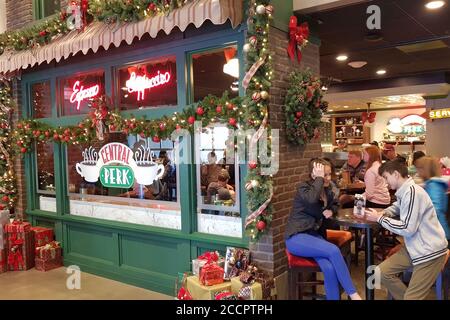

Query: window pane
left=60, top=70, right=105, bottom=116
left=117, top=57, right=177, bottom=110
left=67, top=134, right=180, bottom=228
left=36, top=141, right=56, bottom=212
left=192, top=46, right=239, bottom=102
left=43, top=0, right=60, bottom=17
left=32, top=81, right=52, bottom=118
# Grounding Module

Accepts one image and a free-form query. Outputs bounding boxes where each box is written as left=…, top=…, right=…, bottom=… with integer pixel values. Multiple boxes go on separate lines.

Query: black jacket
left=285, top=177, right=339, bottom=240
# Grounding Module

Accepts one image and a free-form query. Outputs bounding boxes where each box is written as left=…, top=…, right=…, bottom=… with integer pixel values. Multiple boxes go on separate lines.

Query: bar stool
left=286, top=230, right=353, bottom=300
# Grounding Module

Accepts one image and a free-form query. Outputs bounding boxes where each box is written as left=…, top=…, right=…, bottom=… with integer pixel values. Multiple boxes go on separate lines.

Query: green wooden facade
left=22, top=22, right=250, bottom=296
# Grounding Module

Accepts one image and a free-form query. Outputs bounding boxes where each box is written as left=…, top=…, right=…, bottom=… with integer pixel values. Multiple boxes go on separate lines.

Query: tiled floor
left=0, top=267, right=172, bottom=300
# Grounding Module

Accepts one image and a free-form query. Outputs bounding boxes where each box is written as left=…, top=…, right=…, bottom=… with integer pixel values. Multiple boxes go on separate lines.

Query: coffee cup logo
left=76, top=147, right=100, bottom=183
left=133, top=145, right=164, bottom=185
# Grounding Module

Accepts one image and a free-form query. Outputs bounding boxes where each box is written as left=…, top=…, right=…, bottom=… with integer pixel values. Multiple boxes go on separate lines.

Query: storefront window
left=191, top=45, right=239, bottom=102
left=36, top=141, right=56, bottom=212
left=66, top=133, right=180, bottom=229
left=117, top=56, right=177, bottom=110
left=59, top=70, right=105, bottom=116
left=31, top=81, right=52, bottom=118
left=196, top=124, right=242, bottom=238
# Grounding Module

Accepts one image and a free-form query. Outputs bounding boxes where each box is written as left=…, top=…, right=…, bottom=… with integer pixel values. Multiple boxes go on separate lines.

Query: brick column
left=249, top=27, right=321, bottom=299
left=6, top=0, right=33, bottom=30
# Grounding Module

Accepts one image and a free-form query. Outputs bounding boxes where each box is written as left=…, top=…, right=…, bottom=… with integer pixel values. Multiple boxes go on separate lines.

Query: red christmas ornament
left=53, top=133, right=59, bottom=140
left=152, top=136, right=161, bottom=143
left=196, top=106, right=204, bottom=116
left=227, top=103, right=235, bottom=110
left=44, top=131, right=50, bottom=137
left=148, top=3, right=157, bottom=11
left=78, top=123, right=84, bottom=128
left=159, top=123, right=166, bottom=131
left=256, top=220, right=266, bottom=231
left=0, top=204, right=5, bottom=210
left=129, top=123, right=136, bottom=129
left=296, top=111, right=303, bottom=118
left=216, top=105, right=222, bottom=113
left=16, top=141, right=23, bottom=146
left=20, top=148, right=27, bottom=154
left=17, top=123, right=22, bottom=129
left=248, top=162, right=257, bottom=169
left=140, top=132, right=146, bottom=138
left=39, top=30, right=47, bottom=37
left=229, top=118, right=237, bottom=127
left=35, top=130, right=41, bottom=137
left=176, top=124, right=181, bottom=130
left=2, top=195, right=9, bottom=202
left=109, top=125, right=116, bottom=132
left=64, top=129, right=71, bottom=136
left=188, top=116, right=195, bottom=125
left=123, top=128, right=129, bottom=135
left=64, top=136, right=70, bottom=142
left=252, top=92, right=261, bottom=102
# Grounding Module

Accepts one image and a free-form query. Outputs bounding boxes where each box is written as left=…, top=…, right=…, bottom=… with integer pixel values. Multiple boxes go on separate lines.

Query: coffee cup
left=134, top=162, right=165, bottom=185
left=76, top=162, right=100, bottom=183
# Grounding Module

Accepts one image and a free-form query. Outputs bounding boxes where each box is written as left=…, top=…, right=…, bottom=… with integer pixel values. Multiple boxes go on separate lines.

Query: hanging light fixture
left=223, top=47, right=239, bottom=78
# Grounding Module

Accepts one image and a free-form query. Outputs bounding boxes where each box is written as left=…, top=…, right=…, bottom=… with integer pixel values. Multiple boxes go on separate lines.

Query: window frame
left=33, top=0, right=60, bottom=20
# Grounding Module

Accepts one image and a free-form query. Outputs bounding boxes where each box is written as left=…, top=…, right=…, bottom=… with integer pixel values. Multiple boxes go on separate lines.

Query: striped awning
left=0, top=0, right=243, bottom=74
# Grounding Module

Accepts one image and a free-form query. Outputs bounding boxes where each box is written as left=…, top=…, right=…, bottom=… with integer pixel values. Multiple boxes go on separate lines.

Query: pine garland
left=0, top=81, right=17, bottom=210
left=284, top=69, right=328, bottom=146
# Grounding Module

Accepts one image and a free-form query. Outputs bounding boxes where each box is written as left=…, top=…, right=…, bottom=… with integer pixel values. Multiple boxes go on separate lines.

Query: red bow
left=362, top=112, right=376, bottom=124
left=287, top=16, right=309, bottom=63
left=7, top=246, right=24, bottom=271
left=198, top=251, right=219, bottom=263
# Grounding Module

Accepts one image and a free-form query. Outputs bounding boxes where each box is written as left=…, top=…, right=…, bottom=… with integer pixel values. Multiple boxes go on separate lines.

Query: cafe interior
left=299, top=0, right=450, bottom=299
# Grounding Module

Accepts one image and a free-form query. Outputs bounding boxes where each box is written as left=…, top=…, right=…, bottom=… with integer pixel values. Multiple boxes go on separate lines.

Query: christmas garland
left=6, top=0, right=274, bottom=242
left=284, top=69, right=328, bottom=146
left=0, top=81, right=17, bottom=210
left=0, top=0, right=195, bottom=57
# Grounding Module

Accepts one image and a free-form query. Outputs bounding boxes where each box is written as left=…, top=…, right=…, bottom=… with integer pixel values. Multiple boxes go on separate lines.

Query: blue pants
left=286, top=232, right=357, bottom=300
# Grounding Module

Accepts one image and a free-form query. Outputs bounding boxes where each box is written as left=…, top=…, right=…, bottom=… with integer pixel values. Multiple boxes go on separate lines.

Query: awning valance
left=0, top=0, right=243, bottom=74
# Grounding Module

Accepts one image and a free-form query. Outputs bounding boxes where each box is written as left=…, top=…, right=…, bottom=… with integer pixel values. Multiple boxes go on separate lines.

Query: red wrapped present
left=5, top=220, right=31, bottom=233
left=0, top=249, right=7, bottom=273
left=35, top=256, right=63, bottom=272
left=35, top=241, right=61, bottom=261
left=200, top=263, right=224, bottom=286
left=7, top=230, right=35, bottom=271
left=31, top=227, right=54, bottom=248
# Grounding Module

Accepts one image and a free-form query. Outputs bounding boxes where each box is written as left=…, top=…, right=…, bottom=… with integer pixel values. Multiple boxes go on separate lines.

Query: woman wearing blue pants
left=285, top=159, right=361, bottom=300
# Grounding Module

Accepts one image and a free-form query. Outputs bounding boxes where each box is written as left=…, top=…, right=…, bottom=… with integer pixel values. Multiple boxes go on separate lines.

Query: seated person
left=341, top=150, right=366, bottom=183
left=333, top=139, right=347, bottom=152
left=206, top=170, right=235, bottom=203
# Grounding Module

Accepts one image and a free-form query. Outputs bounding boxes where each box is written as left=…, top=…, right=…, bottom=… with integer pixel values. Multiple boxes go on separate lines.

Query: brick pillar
left=11, top=79, right=27, bottom=219
left=5, top=0, right=33, bottom=30
left=249, top=27, right=321, bottom=299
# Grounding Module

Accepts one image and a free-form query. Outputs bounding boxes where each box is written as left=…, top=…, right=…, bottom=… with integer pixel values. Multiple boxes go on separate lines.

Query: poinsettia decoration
left=287, top=16, right=309, bottom=63
left=284, top=69, right=327, bottom=146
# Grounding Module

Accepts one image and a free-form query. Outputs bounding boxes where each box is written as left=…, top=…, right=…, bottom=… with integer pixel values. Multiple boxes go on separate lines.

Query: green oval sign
left=100, top=165, right=134, bottom=188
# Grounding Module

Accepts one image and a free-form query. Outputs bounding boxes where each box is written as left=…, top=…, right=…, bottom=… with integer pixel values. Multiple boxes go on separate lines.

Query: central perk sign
left=75, top=143, right=164, bottom=188
left=125, top=71, right=171, bottom=101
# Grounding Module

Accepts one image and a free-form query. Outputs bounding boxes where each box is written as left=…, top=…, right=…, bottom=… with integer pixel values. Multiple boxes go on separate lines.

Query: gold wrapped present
left=230, top=277, right=263, bottom=300
left=186, top=276, right=231, bottom=300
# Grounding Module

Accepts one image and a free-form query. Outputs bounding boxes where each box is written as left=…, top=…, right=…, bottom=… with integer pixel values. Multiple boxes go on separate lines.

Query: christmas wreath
left=284, top=69, right=328, bottom=146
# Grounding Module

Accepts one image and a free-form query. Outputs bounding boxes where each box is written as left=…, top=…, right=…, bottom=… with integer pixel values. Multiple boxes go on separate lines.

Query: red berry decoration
left=229, top=118, right=237, bottom=127
left=216, top=105, right=222, bottom=113
left=159, top=123, right=166, bottom=131
left=2, top=195, right=9, bottom=202
left=296, top=111, right=303, bottom=118
left=196, top=106, right=204, bottom=116
left=248, top=162, right=257, bottom=169
left=188, top=116, right=195, bottom=125
left=53, top=133, right=59, bottom=140
left=152, top=136, right=161, bottom=143
left=39, top=30, right=47, bottom=37
left=20, top=148, right=27, bottom=153
left=256, top=220, right=266, bottom=231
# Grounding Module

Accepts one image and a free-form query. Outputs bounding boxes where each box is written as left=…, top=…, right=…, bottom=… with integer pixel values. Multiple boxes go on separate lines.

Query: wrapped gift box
left=0, top=249, right=7, bottom=274
left=35, top=256, right=63, bottom=272
left=35, top=241, right=61, bottom=261
left=199, top=263, right=224, bottom=286
left=31, top=227, right=54, bottom=249
left=186, top=276, right=231, bottom=300
left=192, top=257, right=225, bottom=275
left=230, top=277, right=263, bottom=300
left=6, top=221, right=35, bottom=271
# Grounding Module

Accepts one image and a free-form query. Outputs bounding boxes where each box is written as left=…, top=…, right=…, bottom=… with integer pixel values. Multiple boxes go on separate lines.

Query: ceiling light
left=336, top=55, right=348, bottom=61
left=348, top=61, right=367, bottom=68
left=376, top=69, right=387, bottom=75
left=343, top=106, right=349, bottom=109
left=223, top=58, right=239, bottom=78
left=425, top=1, right=445, bottom=9
left=328, top=109, right=334, bottom=112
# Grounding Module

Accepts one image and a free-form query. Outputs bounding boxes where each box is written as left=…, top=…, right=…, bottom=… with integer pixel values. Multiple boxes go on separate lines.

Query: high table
left=334, top=208, right=380, bottom=300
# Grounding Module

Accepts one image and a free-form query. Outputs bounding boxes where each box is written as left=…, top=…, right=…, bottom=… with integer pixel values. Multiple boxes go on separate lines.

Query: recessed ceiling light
left=376, top=69, right=387, bottom=75
left=348, top=61, right=367, bottom=69
left=425, top=1, right=445, bottom=9
left=328, top=109, right=334, bottom=112
left=356, top=107, right=361, bottom=109
left=336, top=55, right=348, bottom=61
left=343, top=105, right=349, bottom=109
